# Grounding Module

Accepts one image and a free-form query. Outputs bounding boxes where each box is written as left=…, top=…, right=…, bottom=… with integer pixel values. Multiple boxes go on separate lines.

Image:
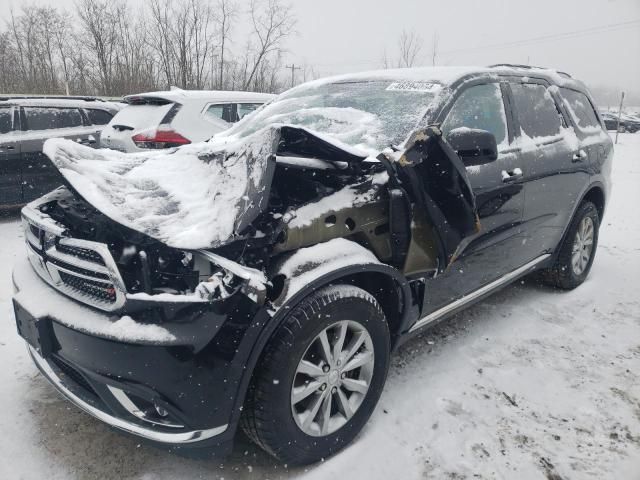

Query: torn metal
left=39, top=121, right=479, bottom=308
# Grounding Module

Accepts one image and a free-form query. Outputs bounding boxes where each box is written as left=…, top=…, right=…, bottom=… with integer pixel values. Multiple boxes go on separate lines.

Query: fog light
left=154, top=403, right=169, bottom=418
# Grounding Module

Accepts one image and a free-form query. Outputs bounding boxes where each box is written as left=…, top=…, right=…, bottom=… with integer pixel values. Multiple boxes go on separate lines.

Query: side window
left=24, top=107, right=84, bottom=131
left=559, top=88, right=600, bottom=130
left=86, top=109, right=113, bottom=125
left=0, top=107, right=12, bottom=134
left=510, top=83, right=564, bottom=138
left=442, top=83, right=508, bottom=147
left=237, top=103, right=262, bottom=120
left=204, top=103, right=234, bottom=123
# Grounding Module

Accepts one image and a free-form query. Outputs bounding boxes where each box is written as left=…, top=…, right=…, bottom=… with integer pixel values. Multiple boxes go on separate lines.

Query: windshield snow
left=225, top=80, right=440, bottom=154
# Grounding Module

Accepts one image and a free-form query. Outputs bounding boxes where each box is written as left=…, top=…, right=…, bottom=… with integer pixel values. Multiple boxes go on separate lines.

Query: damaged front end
left=24, top=121, right=480, bottom=323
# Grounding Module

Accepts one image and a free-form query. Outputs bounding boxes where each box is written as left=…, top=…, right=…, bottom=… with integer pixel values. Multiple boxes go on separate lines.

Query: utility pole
left=285, top=64, right=302, bottom=88
left=615, top=91, right=625, bottom=145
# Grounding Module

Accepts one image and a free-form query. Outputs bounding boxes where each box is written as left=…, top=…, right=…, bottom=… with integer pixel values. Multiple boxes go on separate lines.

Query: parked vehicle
left=99, top=89, right=275, bottom=152
left=600, top=111, right=640, bottom=132
left=0, top=97, right=122, bottom=207
left=14, top=65, right=612, bottom=465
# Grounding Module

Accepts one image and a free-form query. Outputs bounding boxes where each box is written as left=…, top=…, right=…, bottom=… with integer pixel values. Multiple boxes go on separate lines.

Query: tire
left=241, top=284, right=390, bottom=465
left=542, top=201, right=600, bottom=290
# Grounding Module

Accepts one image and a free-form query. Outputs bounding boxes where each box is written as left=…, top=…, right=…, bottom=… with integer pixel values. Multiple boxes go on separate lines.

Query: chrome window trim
left=29, top=346, right=228, bottom=444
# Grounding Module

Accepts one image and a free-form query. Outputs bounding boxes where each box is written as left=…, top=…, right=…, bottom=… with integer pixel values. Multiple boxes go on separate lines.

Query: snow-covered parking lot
left=1, top=134, right=639, bottom=480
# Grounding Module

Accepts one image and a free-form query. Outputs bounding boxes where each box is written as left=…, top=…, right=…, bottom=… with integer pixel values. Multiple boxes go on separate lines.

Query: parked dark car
left=600, top=111, right=640, bottom=132
left=13, top=65, right=612, bottom=465
left=0, top=97, right=121, bottom=207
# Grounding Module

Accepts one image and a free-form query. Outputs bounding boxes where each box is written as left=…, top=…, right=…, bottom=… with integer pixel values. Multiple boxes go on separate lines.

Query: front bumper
left=12, top=256, right=270, bottom=455
left=28, top=345, right=227, bottom=444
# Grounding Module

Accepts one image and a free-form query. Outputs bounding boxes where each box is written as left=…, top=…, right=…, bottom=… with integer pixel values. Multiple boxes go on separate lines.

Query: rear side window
left=24, top=107, right=84, bottom=131
left=86, top=108, right=113, bottom=125
left=238, top=103, right=263, bottom=120
left=559, top=88, right=600, bottom=130
left=442, top=83, right=508, bottom=146
left=205, top=103, right=235, bottom=123
left=0, top=107, right=12, bottom=134
left=510, top=83, right=564, bottom=138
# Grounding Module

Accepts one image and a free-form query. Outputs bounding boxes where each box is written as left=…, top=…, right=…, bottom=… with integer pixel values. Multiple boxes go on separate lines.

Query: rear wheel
left=541, top=201, right=599, bottom=290
left=241, top=284, right=390, bottom=465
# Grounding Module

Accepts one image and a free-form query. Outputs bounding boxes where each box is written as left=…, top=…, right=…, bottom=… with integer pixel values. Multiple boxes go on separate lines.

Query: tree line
left=0, top=0, right=295, bottom=97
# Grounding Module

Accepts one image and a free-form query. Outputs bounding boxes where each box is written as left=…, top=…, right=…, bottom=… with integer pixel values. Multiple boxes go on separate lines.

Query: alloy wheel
left=290, top=320, right=374, bottom=437
left=572, top=216, right=594, bottom=275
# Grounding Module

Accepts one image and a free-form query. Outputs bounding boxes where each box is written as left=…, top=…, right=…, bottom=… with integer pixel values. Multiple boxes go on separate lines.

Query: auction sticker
left=386, top=81, right=441, bottom=92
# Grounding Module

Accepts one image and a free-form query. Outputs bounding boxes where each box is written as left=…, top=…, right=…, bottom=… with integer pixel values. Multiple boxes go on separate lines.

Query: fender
left=223, top=259, right=412, bottom=436
left=550, top=180, right=606, bottom=265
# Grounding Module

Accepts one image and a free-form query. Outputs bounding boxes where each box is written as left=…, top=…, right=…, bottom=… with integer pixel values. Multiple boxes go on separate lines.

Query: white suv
left=100, top=89, right=275, bottom=152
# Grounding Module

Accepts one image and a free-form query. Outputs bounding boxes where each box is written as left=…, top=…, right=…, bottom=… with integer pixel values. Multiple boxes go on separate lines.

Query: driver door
left=422, top=81, right=526, bottom=312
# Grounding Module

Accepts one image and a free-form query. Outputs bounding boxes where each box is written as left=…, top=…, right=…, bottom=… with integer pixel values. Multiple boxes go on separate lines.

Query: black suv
left=0, top=97, right=121, bottom=207
left=13, top=66, right=612, bottom=465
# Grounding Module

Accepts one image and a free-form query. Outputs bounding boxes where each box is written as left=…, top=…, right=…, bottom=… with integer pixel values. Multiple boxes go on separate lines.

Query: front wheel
left=541, top=201, right=600, bottom=290
left=241, top=284, right=390, bottom=465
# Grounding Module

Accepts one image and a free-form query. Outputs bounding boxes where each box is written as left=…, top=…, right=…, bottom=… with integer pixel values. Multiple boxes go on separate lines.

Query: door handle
left=501, top=167, right=523, bottom=183
left=572, top=149, right=587, bottom=162
left=78, top=138, right=97, bottom=145
left=1, top=145, right=15, bottom=150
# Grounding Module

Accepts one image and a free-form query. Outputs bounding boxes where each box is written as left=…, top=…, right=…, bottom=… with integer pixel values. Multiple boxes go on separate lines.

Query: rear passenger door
left=20, top=106, right=96, bottom=201
left=558, top=87, right=609, bottom=176
left=0, top=106, right=23, bottom=205
left=508, top=80, right=589, bottom=260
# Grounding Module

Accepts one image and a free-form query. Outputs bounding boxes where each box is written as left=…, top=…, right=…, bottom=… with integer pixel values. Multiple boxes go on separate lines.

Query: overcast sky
left=1, top=0, right=638, bottom=95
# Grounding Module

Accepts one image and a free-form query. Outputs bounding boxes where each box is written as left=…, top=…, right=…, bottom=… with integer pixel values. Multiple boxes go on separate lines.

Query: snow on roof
left=1, top=97, right=122, bottom=110
left=124, top=89, right=276, bottom=104
left=285, top=65, right=581, bottom=93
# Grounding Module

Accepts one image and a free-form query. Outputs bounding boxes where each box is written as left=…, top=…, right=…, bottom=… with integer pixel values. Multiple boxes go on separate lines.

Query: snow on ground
left=1, top=134, right=639, bottom=480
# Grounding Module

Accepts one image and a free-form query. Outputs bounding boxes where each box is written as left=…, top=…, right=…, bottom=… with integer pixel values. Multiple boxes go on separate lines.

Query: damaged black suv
left=13, top=65, right=612, bottom=465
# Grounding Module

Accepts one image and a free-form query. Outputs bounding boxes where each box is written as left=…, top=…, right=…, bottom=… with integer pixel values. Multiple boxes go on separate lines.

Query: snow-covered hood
left=42, top=125, right=365, bottom=250
left=43, top=128, right=281, bottom=250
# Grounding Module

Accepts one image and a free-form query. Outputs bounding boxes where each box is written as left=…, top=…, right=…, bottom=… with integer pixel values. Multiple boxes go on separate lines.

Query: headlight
left=192, top=250, right=267, bottom=304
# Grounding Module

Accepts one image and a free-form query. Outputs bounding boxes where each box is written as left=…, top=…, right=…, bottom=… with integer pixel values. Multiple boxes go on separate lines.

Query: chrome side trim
left=409, top=254, right=551, bottom=333
left=29, top=346, right=228, bottom=444
left=106, top=385, right=184, bottom=429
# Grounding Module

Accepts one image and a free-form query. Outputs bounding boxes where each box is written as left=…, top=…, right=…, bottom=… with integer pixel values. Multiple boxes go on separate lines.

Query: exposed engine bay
left=30, top=124, right=478, bottom=313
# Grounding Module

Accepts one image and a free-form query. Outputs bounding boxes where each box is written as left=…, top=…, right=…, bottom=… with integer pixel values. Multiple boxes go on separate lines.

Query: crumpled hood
left=43, top=127, right=280, bottom=250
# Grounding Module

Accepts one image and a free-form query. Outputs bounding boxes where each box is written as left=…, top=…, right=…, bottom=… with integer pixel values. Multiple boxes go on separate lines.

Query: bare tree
left=398, top=29, right=422, bottom=68
left=431, top=31, right=439, bottom=66
left=243, top=0, right=295, bottom=90
left=215, top=0, right=238, bottom=89
left=0, top=0, right=299, bottom=96
left=381, top=48, right=391, bottom=69
left=147, top=0, right=216, bottom=89
left=76, top=0, right=122, bottom=95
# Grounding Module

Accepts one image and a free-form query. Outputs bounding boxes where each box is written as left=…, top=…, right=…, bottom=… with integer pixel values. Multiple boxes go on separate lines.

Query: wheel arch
left=552, top=181, right=606, bottom=265
left=581, top=183, right=606, bottom=221
left=226, top=262, right=413, bottom=436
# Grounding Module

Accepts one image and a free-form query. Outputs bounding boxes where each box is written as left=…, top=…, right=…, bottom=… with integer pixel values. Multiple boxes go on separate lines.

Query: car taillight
left=131, top=129, right=191, bottom=149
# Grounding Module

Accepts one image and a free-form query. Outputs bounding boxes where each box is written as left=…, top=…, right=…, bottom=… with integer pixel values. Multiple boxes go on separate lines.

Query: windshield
left=225, top=80, right=440, bottom=154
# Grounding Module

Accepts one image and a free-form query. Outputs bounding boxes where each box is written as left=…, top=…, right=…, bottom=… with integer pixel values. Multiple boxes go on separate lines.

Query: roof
left=124, top=89, right=276, bottom=104
left=0, top=97, right=123, bottom=111
left=289, top=65, right=585, bottom=93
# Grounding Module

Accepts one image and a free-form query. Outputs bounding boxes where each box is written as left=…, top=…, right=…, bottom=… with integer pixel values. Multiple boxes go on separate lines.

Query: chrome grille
left=21, top=200, right=126, bottom=312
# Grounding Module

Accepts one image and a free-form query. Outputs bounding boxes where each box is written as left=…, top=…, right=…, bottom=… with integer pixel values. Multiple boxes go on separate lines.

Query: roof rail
left=0, top=95, right=106, bottom=102
left=488, top=64, right=572, bottom=78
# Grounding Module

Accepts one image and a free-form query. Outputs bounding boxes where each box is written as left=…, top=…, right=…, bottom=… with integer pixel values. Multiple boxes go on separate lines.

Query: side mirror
left=446, top=128, right=498, bottom=166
